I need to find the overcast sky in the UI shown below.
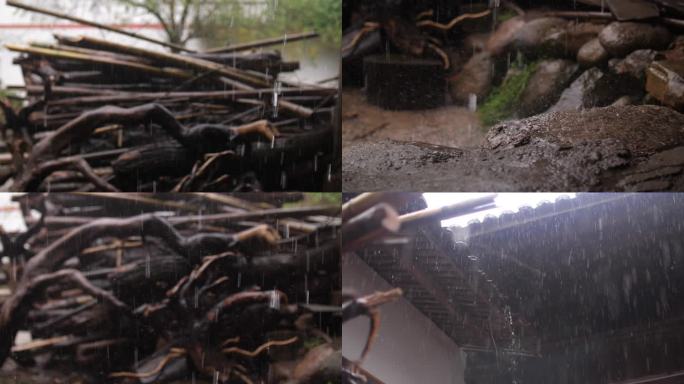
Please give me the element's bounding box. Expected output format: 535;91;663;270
0;193;26;233
423;193;577;227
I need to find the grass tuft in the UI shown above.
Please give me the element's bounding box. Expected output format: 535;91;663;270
0;89;22;125
478;60;538;127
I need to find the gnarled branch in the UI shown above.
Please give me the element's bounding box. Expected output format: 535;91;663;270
11;103;278;191
0;214;277;365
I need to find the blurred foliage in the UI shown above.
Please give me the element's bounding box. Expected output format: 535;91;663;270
478;60;538;127
18;0;339;54
113;0;203;46
302;336;326;350
110;0;340;48
496;9;517;23
198;0;341;46
0;89;22;126
285;193;341;208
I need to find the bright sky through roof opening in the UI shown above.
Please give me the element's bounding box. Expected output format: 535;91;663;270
0;193;26;235
423;193;577;227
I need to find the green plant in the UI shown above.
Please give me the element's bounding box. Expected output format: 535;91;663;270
0;89;22;125
114;0;203;48
302;336;326;350
496;9;517;23
200;0;341;46
111;0;341;49
284;193;341;208
478;60;538;127
266;0;341;44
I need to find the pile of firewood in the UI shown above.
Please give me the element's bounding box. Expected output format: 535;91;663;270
0;193;341;383
0;1;339;192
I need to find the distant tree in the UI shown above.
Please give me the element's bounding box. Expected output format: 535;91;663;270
94;0;339;49
263;0;341;44
18;0;207;49
199;0;341;47
114;0;205;48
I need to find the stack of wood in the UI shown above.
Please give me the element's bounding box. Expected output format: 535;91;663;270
0;193;341;383
0;1;339;192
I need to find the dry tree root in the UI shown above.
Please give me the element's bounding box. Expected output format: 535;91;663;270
427;42;451;69
109;348;187;379
0;213;276;365
343;8;494;71
28;155;119;192
415;9;435;21
10;104;280;191
222;336;299;357
342;288;403;363
341;288;402;384
173;150;237;192
416;9;493;31
0;194;341;383
342;22;381;53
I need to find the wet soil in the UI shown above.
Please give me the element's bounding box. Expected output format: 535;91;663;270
343;105;684;191
342;88;485;149
485;105;684;155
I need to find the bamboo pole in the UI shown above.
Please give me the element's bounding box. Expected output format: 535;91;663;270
170;205;340;225
544;11;614;19
29;41;155;65
77;193;202;212
664;17;684;28
54;35;271;87
6;0;194;53
40;88;334;107
5;44;191;80
342;192;421;222
52;35;316;117
24;85;335;98
399;195;497;226
32;206;341;228
205;31;319;54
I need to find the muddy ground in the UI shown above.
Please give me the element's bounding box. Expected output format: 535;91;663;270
342;89;485;149
343;105;684;191
342;0;684;192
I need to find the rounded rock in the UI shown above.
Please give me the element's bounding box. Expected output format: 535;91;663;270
513;17;569;54
609;49;657;82
598;22;672;57
449;52;495;104
543;22;606;58
519;59;580;117
577;38;610;68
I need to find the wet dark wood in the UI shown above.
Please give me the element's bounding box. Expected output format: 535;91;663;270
0;194;341;383
1;12;339;192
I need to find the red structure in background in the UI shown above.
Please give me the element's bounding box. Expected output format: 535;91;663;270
0;23;163;29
